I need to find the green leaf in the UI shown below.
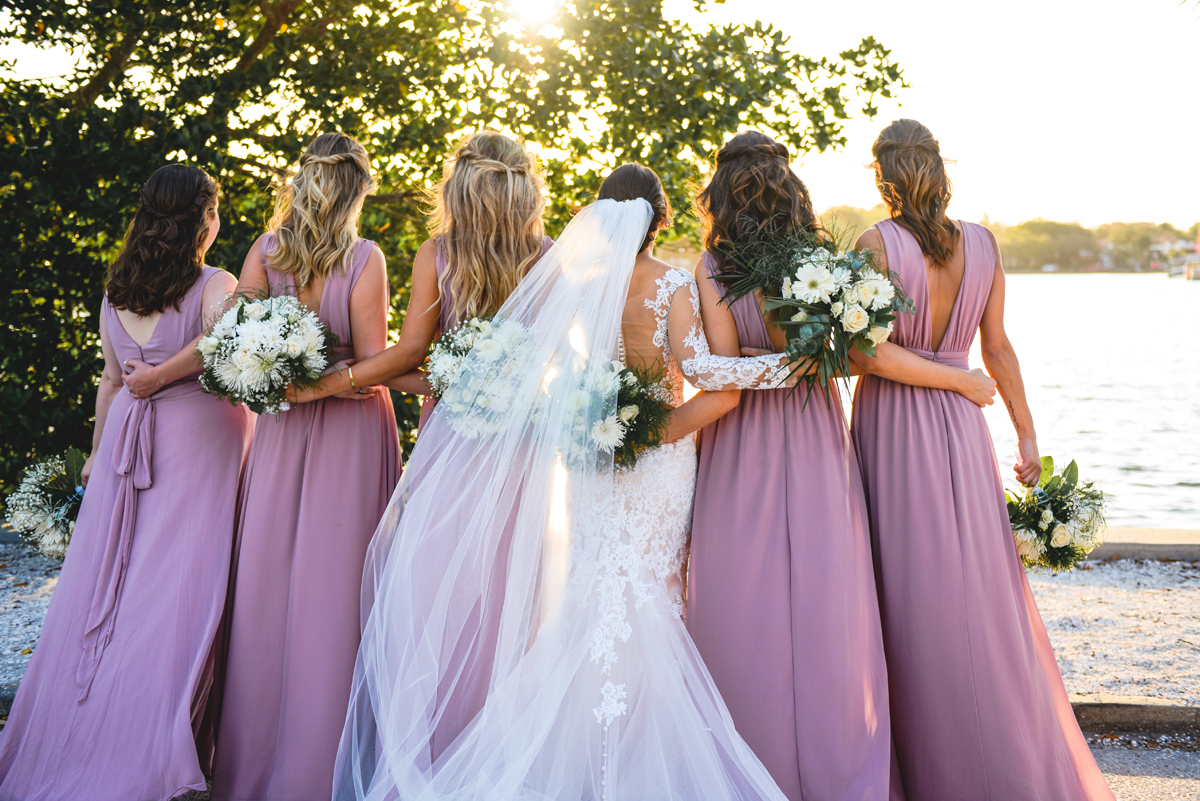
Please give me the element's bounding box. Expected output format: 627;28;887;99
1061;459;1079;492
63;447;86;487
1038;455;1055;487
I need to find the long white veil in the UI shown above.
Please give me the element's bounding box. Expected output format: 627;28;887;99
334;198;785;801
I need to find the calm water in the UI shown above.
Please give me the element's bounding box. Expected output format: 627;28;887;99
972;274;1200;529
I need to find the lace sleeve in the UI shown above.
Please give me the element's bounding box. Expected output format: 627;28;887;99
666;271;789;391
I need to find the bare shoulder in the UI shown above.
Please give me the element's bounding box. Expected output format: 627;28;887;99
204;265;238;292
855;225;889;275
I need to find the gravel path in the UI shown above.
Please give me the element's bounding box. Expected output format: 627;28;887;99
0;542;59;689
1090;740;1200;801
1029;559;1200;704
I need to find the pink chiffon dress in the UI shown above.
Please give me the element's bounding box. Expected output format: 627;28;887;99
212;237;402;801
851;219;1113;800
687;253;894;801
0;267;254;801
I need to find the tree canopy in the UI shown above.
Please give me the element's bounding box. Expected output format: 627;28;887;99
0;0;904;491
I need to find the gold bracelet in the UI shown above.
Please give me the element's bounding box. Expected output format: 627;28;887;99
347;365;359;391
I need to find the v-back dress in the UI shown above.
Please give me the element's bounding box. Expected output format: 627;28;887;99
0;267;254;801
213;236;402;801
851;220;1113;800
688;252;893;801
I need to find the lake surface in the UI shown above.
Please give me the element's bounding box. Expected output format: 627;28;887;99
971;273;1199;529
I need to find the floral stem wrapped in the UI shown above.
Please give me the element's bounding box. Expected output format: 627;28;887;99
1008;456;1107;571
197;292;337;415
5;448;87;559
713;220;914;407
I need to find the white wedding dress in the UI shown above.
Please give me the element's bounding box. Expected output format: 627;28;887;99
334;200;790;801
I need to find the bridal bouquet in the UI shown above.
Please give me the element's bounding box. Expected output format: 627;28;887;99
713;223;914;406
197;294;335;415
563;359;673;471
434;316;539;438
1008;456;1106;572
5;448;87;559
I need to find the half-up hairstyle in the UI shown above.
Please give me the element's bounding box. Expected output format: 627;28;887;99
597;163;673;252
871;119;959;267
697;131;820;270
429;131;547;322
268;132;377;286
107;164;219;315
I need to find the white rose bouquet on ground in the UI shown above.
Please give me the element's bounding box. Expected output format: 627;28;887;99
1007;456;1107;571
5;448;87;560
197;293;336;415
434;316;538;439
560;359;674;471
712;220;914;407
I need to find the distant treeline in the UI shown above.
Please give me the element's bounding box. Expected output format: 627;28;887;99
821;205;1200;272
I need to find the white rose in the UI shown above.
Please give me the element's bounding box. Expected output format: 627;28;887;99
198;336;220;356
1049;524;1071;548
231;347;256;373
781;277;793;299
867;325;891;346
243;301;267;321
284;336;305;358
476;338;504;361
623;372;639;387
618;404;639;424
830;301;844;317
841;304;869;334
791;310;808;322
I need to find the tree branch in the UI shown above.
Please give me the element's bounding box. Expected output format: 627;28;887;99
72;22;145;109
236;0;306;74
368;192;421;206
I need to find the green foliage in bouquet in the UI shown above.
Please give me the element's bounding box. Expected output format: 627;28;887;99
5;447;87;559
1007;456;1107;572
713;219;914;408
613;363;674;471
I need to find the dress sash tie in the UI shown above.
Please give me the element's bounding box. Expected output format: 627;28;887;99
76;379;202;701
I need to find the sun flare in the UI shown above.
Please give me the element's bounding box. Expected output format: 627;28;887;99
509;0;558;25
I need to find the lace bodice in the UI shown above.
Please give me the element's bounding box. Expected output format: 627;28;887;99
638;267;789;403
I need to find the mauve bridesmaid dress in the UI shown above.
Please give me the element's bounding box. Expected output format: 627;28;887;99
687;253;894;801
851;220;1113;800
213;237;402;801
0;268;254;801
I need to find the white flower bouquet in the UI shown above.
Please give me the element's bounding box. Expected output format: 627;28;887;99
5;447;87;560
434;316;539;439
561;359;673;471
713;222;914;406
1007;456;1106;571
197;294;336;415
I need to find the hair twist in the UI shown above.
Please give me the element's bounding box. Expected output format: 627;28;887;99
870;119;959;267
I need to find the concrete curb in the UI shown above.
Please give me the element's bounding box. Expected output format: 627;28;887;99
1086;527;1200;562
1071;694;1200;735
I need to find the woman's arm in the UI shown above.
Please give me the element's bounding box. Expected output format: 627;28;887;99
663;390;742;442
978;230;1041;485
123;268;238;398
82;312;127;486
294;238;442;401
385;370;431;395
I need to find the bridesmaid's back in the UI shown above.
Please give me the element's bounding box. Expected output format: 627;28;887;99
104;268;218;370
874;219;995;366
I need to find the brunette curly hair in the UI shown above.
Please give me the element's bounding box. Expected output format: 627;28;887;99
597;163;673;252
697;131;820;269
871;119;959;267
106;164;219;315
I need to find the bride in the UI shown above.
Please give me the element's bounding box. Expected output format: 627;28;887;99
335;165;794;800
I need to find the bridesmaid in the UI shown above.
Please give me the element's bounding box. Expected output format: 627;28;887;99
687;132;1000;801
850;119;1113;800
300;130;551;424
211;133;402;801
0;165;253;801
296;130;549;759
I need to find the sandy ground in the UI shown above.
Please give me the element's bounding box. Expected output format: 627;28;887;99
0;543;59;688
1029;559;1200;705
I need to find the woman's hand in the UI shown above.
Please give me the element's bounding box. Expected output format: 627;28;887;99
1015;438;1041;486
740;347;772;357
334;385;381;401
957;368;998;408
123;359;163;399
81;453;96;488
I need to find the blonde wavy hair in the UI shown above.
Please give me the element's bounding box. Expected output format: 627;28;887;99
268;132;377;286
871;119;959;267
429;131;546;322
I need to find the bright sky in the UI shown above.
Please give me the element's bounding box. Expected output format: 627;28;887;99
6;1;1198;227
663;0;1200;228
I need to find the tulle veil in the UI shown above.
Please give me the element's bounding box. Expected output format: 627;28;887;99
333;198;785;801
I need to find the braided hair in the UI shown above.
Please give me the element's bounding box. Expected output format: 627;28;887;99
697;131;820;270
106;164;219;315
428;131;547;323
871;119;959;267
267;132;377;287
